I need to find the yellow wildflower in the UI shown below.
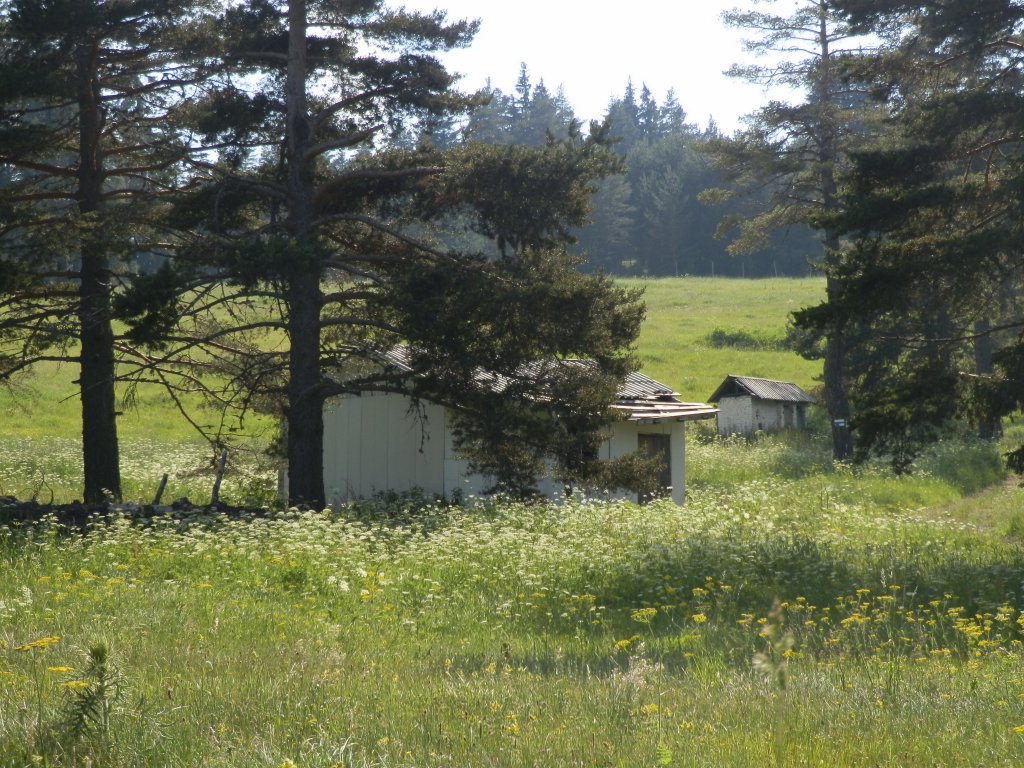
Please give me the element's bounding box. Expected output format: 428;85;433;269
631;607;657;624
14;636;60;652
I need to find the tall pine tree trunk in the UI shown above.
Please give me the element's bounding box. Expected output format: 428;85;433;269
817;8;853;463
823;275;853;462
286;270;325;505
77;42;121;502
974;318;1002;439
284;0;326;506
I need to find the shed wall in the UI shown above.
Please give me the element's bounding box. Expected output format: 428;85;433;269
323;392;448;501
716;395;755;435
324;393;687;505
604;419;685;505
717;396;805;435
756;401;786;432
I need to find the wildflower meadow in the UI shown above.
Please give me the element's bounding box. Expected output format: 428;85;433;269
4;430;1024;767
4;278;1024;766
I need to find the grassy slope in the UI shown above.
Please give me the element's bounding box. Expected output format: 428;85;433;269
1;277;826;436
0;365;275;503
623;276;825;401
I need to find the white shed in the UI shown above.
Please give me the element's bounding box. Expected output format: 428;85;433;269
323;367;716;506
708;375;816;436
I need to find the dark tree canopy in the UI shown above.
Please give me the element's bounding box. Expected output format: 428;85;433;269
795;0;1024;468
455;70;818;279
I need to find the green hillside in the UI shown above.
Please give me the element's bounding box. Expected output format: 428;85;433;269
623;277;825;401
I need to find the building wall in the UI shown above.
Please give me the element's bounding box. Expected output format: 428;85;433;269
716;396;809;435
323;391;449;502
716;395;755;435
323;393;687;506
757;401;786;432
603;419;685;505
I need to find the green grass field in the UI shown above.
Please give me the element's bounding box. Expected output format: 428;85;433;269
6;277;1024;766
622;277;825;401
2;436;1022;766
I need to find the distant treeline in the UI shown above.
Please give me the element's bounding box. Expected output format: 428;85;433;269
416;66;819;278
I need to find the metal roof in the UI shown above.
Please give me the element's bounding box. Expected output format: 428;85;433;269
613;369;715;423
612;399;719;423
375;347;717;423
708;375;816;404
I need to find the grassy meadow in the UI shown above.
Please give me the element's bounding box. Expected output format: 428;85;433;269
621;276;825;402
5;277;1024;766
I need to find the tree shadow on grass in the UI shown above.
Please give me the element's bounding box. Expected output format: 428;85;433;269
500;530;1024;671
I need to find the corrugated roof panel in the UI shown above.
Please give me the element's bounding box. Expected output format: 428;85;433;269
613;401;718;423
380;345;413;372
708;375;815;404
617;371;678;399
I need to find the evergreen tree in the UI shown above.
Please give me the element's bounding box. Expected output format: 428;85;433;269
637;84;661;141
573;173;636;273
0;0;217;502
513;78;575;146
130;4;641;505
702;0;883;461
796;0;1024;467
659;89;690;135
605;79;641;156
513;61;532;121
463;79;514;143
632;133;720;275
463;66;576;148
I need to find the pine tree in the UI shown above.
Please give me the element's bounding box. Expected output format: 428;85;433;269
464;80;514;143
633;134;721;276
659;89;690;135
605;79;641;156
513;61;532;120
703;0;884;461
636;84;657;141
0;0;218;502
130;3;641;505
574;174;636;272
798;0;1024;466
514;79;575;146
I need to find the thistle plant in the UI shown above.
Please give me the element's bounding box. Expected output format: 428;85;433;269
61;642;122;745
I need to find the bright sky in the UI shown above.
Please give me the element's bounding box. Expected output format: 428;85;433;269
397;1;799;134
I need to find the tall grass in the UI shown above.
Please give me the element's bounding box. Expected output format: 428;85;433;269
0;436;277;507
2;428;1022;767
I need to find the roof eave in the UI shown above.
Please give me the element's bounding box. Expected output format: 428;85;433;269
614;403;719;423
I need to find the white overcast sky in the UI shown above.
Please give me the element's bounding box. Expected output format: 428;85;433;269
397;1;801;133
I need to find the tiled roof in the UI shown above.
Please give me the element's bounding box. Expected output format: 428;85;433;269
708;375;816;404
376;347;717;423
